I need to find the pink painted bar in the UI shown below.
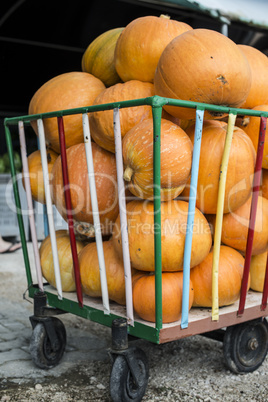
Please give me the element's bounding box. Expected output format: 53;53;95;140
238;116;267;315
261;247;268;310
57;116;83;308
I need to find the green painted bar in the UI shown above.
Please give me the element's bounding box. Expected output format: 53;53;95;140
152;103;163;331
28;286;160;343
4;124;33;287
5;96;268;127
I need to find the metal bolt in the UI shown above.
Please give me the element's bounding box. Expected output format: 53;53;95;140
248;338;258;350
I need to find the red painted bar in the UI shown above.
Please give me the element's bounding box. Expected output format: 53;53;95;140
238;116;267;315
57;117;83;308
261;250;268;310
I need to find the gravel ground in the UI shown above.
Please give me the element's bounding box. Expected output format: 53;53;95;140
0;244;268;401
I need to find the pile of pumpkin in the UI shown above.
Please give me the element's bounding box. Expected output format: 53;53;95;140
25;15;268;324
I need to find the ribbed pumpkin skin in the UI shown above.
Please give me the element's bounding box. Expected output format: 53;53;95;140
250;252;267;292
181;125;256;214
133;271;194;323
123;118;193;200
154;29;251;120
28;72;106;153
238;45;268;109
23;148;58;204
114;15;192;83
261;169;268;199
52;142;118;235
40;230;85;292
239;105;268;169
215;196;268;255
82;28;124;87
78;240;126;305
112;200;212;271
90;80;154;153
190;246;248;307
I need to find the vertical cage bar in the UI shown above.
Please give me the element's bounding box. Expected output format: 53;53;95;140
57;117;83;307
113;108;134;325
37;118;62;300
152;105;163;330
4;123;33;287
238;116;267;315
181;108;204;329
18;121;44;291
82;113;110;315
212;112;236;321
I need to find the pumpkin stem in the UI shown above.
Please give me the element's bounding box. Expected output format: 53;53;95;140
241;116;250;128
123;166;134;182
160;14;170;19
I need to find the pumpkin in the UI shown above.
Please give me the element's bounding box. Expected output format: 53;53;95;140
82;27;124;87
133;271;194;323
22;148;58;204
114;14;192;83
238;45;268;109
40;230;85;292
250;252;267;292
185;119;227;137
123;118;193;200
52;142;118;237
238;105;268;169
78;239;129;305
112;199;212;271
190;245;249;307
154;29;252;120
261;169;268;199
28;72;106;153
181;124;256;214
89;80;154;153
209;195;268;255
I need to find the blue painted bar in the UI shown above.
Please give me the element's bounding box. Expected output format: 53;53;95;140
181;108;204;329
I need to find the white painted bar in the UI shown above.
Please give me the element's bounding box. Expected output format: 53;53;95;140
113;108;134;326
37;119;62;299
18;121;44;291
82;113;110;315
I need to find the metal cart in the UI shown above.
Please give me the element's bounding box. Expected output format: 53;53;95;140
4;96;268;401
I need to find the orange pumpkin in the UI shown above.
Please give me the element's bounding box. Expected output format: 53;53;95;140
29;72;106;153
154;29;251;120
133;271;194;323
238;45;268;109
211;195;268;255
185;119;227;137
78;239;128;305
52;142;118;237
123;118;193;200
238;105;268;169
261;169;268;200
23;148;58;204
181;124;256;214
89;80;154;153
114;15;192;83
82;27;124;87
40;230;85;292
190;245;248;307
250;252;267;292
112;200;212;272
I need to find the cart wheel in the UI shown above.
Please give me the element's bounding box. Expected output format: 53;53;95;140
30;317;66;369
223;318;268;374
110;347;149;402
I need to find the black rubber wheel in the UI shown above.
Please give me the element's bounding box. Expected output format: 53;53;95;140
110;347;149;402
30;317;66;369
223;318;268;374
